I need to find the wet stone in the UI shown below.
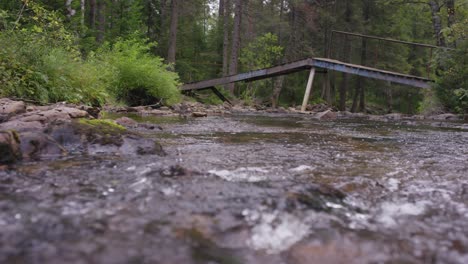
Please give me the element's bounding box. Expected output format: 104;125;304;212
0;112;467;263
0;99;26;116
192;112;208;118
0;131;22;164
430;113;461;120
160;165;198;177
313;110;338;120
115;117;139;128
284;184;346;212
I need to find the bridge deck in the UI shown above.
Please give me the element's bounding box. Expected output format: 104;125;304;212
181;57;433;91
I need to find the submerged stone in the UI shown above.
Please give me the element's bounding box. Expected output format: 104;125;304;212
0;130;22;164
19;131;67;160
285;184;346;212
313;110;337;120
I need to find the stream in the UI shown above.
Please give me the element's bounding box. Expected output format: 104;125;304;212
1;113;467;263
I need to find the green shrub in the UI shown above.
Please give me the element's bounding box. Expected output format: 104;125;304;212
98;38;181;106
418;89;445;115
0;32;111;105
0;2;180;107
435;20;468;114
435;41;468;114
0;2;110;106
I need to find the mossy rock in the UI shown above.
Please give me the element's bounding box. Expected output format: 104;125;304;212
78;119;126;133
67;118;165;156
75;119;127;146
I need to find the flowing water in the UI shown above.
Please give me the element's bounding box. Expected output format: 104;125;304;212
1;113;467;263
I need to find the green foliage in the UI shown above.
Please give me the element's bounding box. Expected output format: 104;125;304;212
98;38;181;106
0;2;180;107
238;33;283;104
240;33;284;70
0;3;110;106
435;20;468;114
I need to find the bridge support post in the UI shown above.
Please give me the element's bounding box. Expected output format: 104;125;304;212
301;67;316;112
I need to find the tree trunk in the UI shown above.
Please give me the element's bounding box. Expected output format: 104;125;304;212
271;76;285;108
89;0;97;29
287;1;299;61
447;0;455;27
65;0;76;19
339;65;350;111
218;0;225;41
352;0;370;112
160;0;167;34
447;0;456;47
339;0;352;111
351;38;365;113
407;92;413;114
167;0;179;64
222;0;230;77
351;80;360;113
146;0;155;39
386;87;393;113
428;0;445;47
80;0;85;31
271;0;285;108
227;0;242;94
321;26;330;102
96;0;106;43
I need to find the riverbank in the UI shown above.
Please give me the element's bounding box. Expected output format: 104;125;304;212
0;102;467;263
1;98;466;167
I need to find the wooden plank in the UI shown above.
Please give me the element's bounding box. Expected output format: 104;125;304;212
301;68;316;112
181;59;312;91
180;57;433;92
311;58;433;88
210;87;232;105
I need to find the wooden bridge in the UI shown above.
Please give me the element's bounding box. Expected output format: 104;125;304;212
181;57;434;111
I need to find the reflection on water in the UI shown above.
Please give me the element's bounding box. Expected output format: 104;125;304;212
1;113;467;263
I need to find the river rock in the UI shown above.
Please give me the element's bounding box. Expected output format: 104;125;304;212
0;120;45;132
313;110;337;120
288;239;367;264
115;117;139;128
9;107;88;124
192;112;208;117
0;99;26;116
160;165;198;177
407;115;425;120
0;114;8;123
47;120;165;157
429;113;461;121
80;106;101;119
120;136;166;156
19;131;67;160
285;184;346;212
0;131;22;164
384;113;404;120
147;109;175;116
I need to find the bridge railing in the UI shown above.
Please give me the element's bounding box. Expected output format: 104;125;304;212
327;30;451;79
